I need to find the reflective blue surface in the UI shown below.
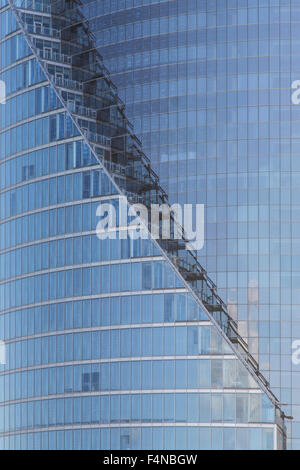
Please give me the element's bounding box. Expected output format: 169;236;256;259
0;0;287;449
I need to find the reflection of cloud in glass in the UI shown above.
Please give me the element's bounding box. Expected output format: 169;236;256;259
247;281;259;358
0;80;6;105
0;340;5;364
249;337;259;361
260;357;270;372
248;279;259;304
248;305;259;322
227;288;237;321
239;320;248;340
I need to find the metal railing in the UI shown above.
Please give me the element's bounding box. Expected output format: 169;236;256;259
53;74;82;91
82;129;110;148
25;22;60;38
37;48;71;64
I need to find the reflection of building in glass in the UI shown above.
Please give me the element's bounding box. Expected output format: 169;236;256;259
84;1;300;449
0;0;290;449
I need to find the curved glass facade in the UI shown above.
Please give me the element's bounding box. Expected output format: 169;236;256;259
0;0;286;449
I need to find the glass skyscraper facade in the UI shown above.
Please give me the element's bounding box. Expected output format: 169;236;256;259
0;0;293;450
80;0;300;448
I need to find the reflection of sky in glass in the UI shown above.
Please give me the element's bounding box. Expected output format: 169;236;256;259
0;0;291;449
